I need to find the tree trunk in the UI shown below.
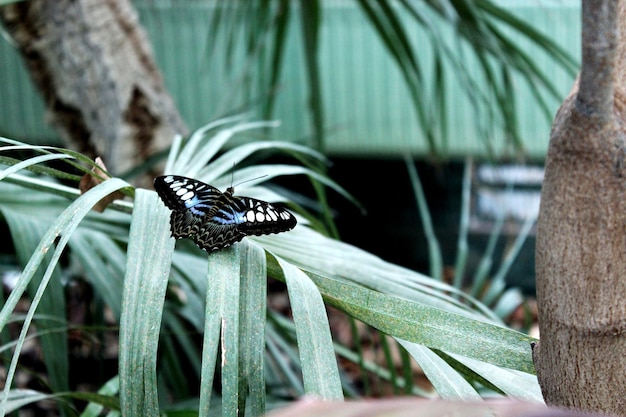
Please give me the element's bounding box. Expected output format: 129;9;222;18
534;0;626;414
0;0;187;181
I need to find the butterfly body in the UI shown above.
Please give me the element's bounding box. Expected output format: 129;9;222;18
154;175;296;252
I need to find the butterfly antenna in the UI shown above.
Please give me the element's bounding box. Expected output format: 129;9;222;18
234;175;268;189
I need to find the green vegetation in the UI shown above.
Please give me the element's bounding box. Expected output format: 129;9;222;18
0;121;539;416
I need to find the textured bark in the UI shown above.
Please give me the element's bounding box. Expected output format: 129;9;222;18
0;0;187;180
534;0;626;414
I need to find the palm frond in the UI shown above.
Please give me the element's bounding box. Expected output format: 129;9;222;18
0;121;542;415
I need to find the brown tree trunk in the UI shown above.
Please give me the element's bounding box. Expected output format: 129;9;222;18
0;0;187;181
534;0;626;414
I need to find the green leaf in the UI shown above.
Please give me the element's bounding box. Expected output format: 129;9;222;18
218;246;242;417
446;352;542;401
0;153;75;181
405;156;442;281
3;390;58;414
258;226;499;321
0;138;116;181
198;245;240;417
238;241;268;416
298;0;324;152
307;272;535;373
397;342;480;400
70;229;126;320
0;178;129;415
171;120;279;177
275;255;343;400
2;208;69;397
119;190;175;417
200;140;327;181
80;376;121;416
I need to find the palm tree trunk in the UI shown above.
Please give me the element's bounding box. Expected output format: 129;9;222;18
534;1;626;414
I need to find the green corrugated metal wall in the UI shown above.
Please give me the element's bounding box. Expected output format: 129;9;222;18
0;1;580;159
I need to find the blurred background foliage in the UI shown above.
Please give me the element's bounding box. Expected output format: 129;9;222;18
0;0;578;416
0;0;578;158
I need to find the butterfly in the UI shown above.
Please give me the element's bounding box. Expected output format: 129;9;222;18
154;175;297;252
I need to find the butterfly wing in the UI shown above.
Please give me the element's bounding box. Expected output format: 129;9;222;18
154;175;296;252
154;175;245;250
233;196;297;236
154;175;223;215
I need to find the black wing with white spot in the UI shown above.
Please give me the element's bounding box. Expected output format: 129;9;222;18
154;175;297;252
233;196;298;236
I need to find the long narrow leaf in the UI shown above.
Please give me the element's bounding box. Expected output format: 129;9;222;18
292;269;535;373
483;210;537;306
447;352;543;401
275;255;343;400
80;376;121;417
169;115;248;174
199;140;327;181
258;226;500;322
453;158;472;290
3;208;69;402
70;229;126;320
298;0;324;152
405;156;442;281
119;190;175;417
397;341;481;400
0;153;75;181
238;241;267;417
198;246;240;417
220;246;242;417
4;390;59;415
174;121;279;177
0;178;129;417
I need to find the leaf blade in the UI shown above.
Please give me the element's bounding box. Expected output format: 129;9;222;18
276;255;343;400
119;189;175;417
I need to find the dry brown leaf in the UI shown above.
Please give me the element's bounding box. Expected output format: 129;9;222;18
79;157;125;212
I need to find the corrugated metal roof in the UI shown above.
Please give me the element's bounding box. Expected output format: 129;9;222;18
0;1;580;159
